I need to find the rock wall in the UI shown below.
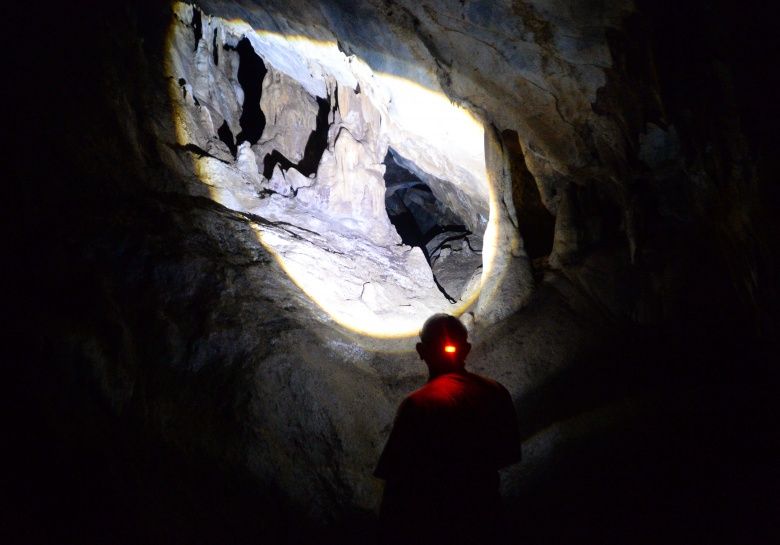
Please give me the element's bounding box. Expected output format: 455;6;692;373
166;1;498;336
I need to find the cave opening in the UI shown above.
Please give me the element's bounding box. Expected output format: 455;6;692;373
501;129;555;260
297;95;332;176
217;120;237;158
191;7;202;51
234;37;267;145
212;29;218;65
383;149;482;303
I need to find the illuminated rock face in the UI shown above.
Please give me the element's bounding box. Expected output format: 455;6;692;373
166;2;492;335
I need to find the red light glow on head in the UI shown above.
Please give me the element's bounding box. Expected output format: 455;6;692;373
444;345;457;354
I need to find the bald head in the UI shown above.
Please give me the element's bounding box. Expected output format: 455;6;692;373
420;314;468;345
417;314;471;377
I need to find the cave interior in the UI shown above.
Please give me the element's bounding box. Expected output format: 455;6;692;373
383;148;480;302
6;1;779;544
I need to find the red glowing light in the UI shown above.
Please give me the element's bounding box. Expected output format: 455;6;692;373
444;345;457;354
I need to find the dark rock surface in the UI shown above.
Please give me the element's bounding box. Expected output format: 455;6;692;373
7;1;778;544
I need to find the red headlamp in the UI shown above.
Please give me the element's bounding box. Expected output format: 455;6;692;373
443;344;457;354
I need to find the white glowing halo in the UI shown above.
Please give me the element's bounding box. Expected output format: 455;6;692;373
165;4;499;338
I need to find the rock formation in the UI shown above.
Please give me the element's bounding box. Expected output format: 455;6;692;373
166;1;497;335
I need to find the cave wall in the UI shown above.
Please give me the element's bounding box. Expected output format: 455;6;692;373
7;1;778;544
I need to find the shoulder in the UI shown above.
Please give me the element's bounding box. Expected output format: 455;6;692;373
464;371;509;393
396;391;429;417
461;372;515;409
405;376;461;408
405;383;439;407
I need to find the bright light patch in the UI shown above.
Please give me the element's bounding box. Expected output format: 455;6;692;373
376;73;487;196
165;3;498;338
444;345;457;354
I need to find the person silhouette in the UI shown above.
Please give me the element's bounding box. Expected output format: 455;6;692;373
375;314;522;545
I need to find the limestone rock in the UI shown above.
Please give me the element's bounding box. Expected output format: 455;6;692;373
267;164;293;197
236;141;262;186
166;4;498;335
255;68;319;164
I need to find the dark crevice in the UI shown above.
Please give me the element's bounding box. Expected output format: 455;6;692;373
258;187;299;200
212;29;218;65
433;277;458;304
502;129;555;259
168;142;230;164
297;95;331;176
389;209;425;248
177;78;188;101
177;78;198;105
217;121;237;158
262;150;296;179
234;38;267;145
191;8;202;51
336;39;354;57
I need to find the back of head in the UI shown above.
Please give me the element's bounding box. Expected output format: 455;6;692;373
418;314;470;374
420;314;468;346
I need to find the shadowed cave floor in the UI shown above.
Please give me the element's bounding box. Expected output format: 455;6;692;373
7;277;774;545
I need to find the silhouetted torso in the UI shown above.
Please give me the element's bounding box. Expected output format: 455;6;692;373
375;370;521;545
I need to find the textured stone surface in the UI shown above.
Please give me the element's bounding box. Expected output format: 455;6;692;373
166;2;496;335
